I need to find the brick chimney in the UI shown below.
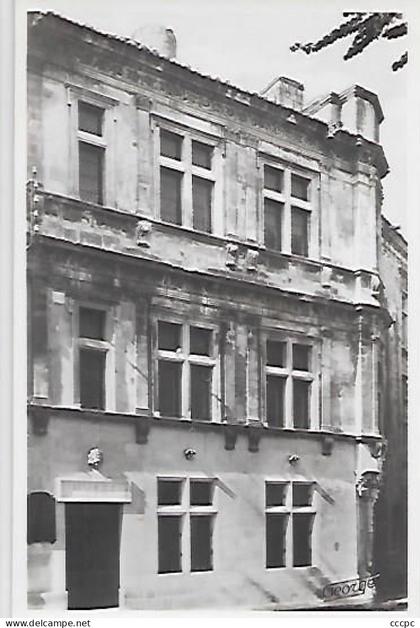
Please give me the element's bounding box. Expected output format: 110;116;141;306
132;24;177;59
260;76;304;111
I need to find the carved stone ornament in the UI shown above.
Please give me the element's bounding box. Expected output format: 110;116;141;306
87;447;103;469
321;266;333;288
225;243;239;268
321;435;334;456
224;424;238;451
135;420;151;445
327;120;343;138
246;249;259;272
248;424;263;453
136;219;152;247
30;406;49;436
356;471;381;500
370;274;383;300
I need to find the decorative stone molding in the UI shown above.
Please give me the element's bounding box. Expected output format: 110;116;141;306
56;473;132;503
27;167;44;236
223;424;238;451
225;243;261;272
225;243;239;268
321;266;333;289
135;94;153;111
136;219;152;247
30;406;49;436
247;426;262;453
87;447;103;469
135;419;151;444
81;210;96;227
356;470;381;500
370;274;383;300
184;447;197;460
321;435;334;456
367;440;385;459
327;120;343;138
246;248;259;272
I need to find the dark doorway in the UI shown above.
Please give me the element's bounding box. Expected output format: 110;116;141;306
65;503;121;610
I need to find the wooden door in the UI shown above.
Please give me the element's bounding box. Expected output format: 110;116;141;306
65;503;121;610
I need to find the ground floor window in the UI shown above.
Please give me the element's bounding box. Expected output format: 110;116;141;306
157;477;216;574
265;481;315;568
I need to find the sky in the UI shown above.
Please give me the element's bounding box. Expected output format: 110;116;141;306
24;0;409;234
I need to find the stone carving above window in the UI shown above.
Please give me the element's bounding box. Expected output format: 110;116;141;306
136;219;152;247
225;242;261;272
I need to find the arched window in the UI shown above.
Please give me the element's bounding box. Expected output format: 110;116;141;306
27;492;56;544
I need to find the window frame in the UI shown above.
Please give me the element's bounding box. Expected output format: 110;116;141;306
74;303;115;411
157;476;217;574
261;159;317;259
65;85;119;207
153;316;220;422
263;331;319;430
76;99;107;205
154;121;223;235
265;480;316;570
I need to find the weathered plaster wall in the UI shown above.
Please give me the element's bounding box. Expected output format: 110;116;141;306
28;253;380;437
27;43;383;273
373;222;407;598
28;414;359;609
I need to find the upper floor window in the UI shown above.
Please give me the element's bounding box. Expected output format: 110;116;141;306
265;335;317;429
78;102;106;205
158;127;217;234
263;164;313;258
78;306;109;410
155;319;219;421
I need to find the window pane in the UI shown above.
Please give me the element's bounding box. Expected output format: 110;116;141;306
158;479;182;506
160;129;182;160
266;376;285;427
292;483;313;507
266;483;287;507
79;348;105;410
291;173;310;201
293;379;311;429
27;492;56;544
192;141;213;169
291;207;309;256
158;516;182;573
191;515;213;572
79;307;106;340
266;513;288;568
192;176;212;233
293;513;314;566
264;166;283;193
158;321;181;351
266;340;286;367
78;102;103;136
79;142;104;205
190;480;213;506
158;361;182;417
190;327;212;356
264;199;283;251
160;167;182;224
190;364;212;420
292;344;311;371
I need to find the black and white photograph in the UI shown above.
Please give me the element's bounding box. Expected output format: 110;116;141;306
1;0;418;620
